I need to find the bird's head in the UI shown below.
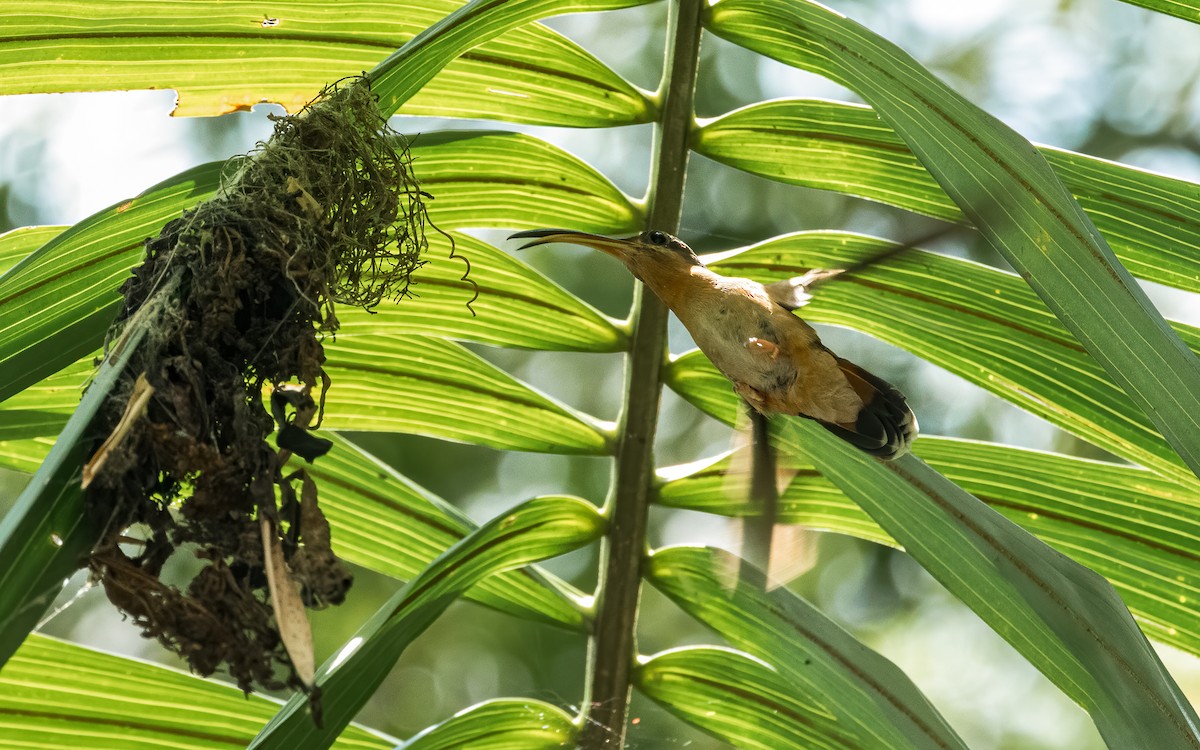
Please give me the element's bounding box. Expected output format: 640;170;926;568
509;229;702;290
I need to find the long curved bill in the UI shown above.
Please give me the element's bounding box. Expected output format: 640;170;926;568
508;228;635;260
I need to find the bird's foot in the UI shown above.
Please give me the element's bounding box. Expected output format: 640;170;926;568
745;337;781;360
733;381;770;413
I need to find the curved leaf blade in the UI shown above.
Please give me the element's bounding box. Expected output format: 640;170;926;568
636;646;857;750
408;131;641;231
397;699;577;750
0;358;92;441
314;433;587;630
0;1;652;125
773;418;1200;749
657;428;1200;657
248;495;604;750
1118;1;1200;23
337;232;625;352
919;439;1200;658
709;0;1200;480
0;226;63;275
323;334;613;454
0;635;392;750
647;546;967;750
0;438;53;474
0;164;221;405
366;0;654;119
695;99;1200;293
3;327;619;455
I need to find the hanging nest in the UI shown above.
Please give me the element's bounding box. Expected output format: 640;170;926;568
82;77;433;709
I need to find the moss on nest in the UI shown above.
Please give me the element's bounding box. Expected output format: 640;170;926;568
84;77;430;702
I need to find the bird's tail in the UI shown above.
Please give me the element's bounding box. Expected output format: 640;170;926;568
818;358;917;460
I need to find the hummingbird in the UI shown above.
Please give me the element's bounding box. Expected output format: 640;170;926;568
509;229;917;460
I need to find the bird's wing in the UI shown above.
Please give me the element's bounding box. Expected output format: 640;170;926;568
786;342;863;424
763;269;844;311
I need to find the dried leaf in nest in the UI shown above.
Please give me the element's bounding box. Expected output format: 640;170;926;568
261;516;315;687
82;372;154;489
83;76;422;702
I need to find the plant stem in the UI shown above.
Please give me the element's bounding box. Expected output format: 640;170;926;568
739;408;779;588
579;1;704;746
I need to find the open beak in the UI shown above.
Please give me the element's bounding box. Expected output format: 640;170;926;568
508;228;635;260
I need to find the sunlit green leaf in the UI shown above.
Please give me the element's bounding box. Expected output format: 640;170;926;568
709;0;1200;480
0;357;91;441
314;433;587;630
657;429;1200;657
337;233;625;352
2;330;617;454
407;131;640;231
636;646;857;750
369;0;655;121
0;635;392;750
772;418;1198;748
0;437;53;475
647;546;966;750
0;229;625;440
323;334;613;454
0;226;62;275
695;99;1200;293
398;699;577;749
0;1;652;125
1118;1;1200;24
249;495;604;750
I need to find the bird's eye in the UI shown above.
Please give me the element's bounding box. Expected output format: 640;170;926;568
647;230;668;246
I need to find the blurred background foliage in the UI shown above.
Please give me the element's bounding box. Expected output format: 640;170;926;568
1;1;1199;748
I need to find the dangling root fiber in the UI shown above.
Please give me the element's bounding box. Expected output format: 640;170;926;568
83;77;430;703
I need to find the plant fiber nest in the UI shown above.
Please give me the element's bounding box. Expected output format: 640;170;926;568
84;78;429;701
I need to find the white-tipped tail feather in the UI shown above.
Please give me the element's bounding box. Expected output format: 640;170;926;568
815;358;917;460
